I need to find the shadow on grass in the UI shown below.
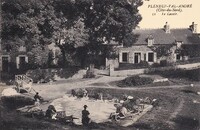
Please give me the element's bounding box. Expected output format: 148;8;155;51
1;96;35;110
90;82;107;86
172;116;199;130
181;90;197;95
132;123;151;129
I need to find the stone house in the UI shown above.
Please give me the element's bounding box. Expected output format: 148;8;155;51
0;42;62;73
0;44;28;72
108;22;200;68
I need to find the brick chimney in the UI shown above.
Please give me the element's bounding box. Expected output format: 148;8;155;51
164;22;170;33
190;22;198;33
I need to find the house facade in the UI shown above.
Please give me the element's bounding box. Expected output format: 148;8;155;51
0;42;61;73
112;22;200;68
0;44;29;72
119;45;156;64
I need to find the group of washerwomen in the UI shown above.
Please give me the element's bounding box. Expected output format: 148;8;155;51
34;92;56;119
33;92;91;126
110;95;138;121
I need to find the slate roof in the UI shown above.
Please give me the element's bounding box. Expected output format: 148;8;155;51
119;45;153;52
133;28;200;45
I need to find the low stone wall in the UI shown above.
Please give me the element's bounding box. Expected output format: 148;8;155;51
106;58;119;69
109;62;200;77
94;69;110;76
110;68;146;77
177;62;200;70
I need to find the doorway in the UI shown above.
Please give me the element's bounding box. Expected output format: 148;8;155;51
122;52;128;62
2;56;9;72
134;53;141;63
19;56;26;70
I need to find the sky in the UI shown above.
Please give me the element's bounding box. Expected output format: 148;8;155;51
138;0;200;32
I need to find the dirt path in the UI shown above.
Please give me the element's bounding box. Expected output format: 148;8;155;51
31;76;125;100
169;99;185;119
30;74;193;100
87;84;190;90
166;99;185;128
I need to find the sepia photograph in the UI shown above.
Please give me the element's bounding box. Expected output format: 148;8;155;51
0;0;200;130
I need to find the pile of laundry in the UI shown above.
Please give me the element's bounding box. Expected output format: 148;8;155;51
1;88;20;96
109;95;157;126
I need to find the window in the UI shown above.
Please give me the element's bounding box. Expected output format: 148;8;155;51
2;56;10;72
148;52;154;62
5;44;12;52
147;35;154;46
19;56;26;65
148;39;154;46
16;55;28;69
134;53;141;64
176;54;181;60
122;52;128;62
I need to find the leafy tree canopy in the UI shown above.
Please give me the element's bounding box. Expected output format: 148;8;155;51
1;0;143;67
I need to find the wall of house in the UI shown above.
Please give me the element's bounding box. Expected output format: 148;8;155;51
0;50;29;72
118;49;157;64
106;58;119;68
155;45;180;64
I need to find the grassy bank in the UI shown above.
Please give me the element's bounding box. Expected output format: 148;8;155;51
149;68;200;81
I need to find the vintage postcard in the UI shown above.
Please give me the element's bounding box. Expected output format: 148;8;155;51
0;0;200;130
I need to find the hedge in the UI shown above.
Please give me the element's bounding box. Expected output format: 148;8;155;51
118;75;153;87
149;68;200;81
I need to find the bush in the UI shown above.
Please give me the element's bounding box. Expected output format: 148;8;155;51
139;61;150;67
1;96;35;110
26;69;55;83
1;73;15;82
26;67;80;83
56;67;79;79
83;69;95;78
119;75;153;87
151;63;161;68
149;68;200;81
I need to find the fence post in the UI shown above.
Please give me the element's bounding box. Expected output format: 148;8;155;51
109;64;114;76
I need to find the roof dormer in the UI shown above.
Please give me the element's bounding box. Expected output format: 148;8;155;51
18;46;26;52
147;35;154;47
175;41;183;48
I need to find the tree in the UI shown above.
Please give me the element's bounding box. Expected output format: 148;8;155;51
54;18;89;67
81;0;142;43
1;0;61;54
75;0;143;65
1;0;143;68
28;45;49;67
2;0;88;67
